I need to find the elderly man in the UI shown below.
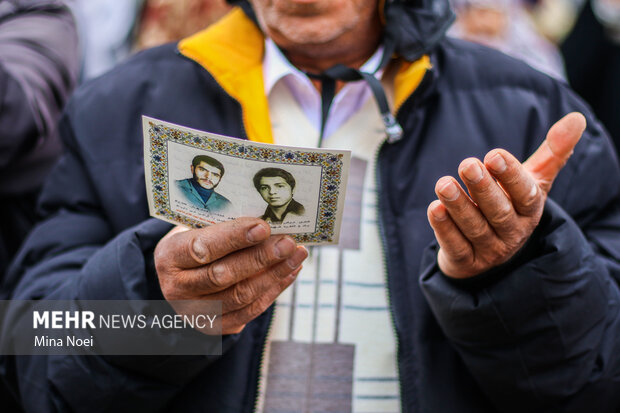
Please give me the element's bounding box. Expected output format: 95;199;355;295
2;0;620;412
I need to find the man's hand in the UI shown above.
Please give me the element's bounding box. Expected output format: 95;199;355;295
154;217;308;334
427;112;587;278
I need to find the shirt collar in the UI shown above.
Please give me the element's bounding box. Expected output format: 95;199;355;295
263;38;385;95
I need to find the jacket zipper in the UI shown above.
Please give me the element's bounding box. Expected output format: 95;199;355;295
374;140;405;411
376;65;434;412
253;308;276;413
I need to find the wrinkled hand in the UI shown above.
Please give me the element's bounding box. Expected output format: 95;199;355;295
427;112;587;278
154;218;308;334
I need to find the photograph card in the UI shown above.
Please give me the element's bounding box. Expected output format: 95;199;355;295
143;116;351;245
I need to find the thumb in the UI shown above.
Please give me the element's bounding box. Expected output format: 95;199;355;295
523;112;586;194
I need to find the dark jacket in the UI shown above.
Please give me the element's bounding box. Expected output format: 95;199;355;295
1;5;620;413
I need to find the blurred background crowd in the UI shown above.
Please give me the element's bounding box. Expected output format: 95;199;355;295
449;0;620;148
1;0;619;301
65;0;232;81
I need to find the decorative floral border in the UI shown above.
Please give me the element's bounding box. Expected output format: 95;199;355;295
147;121;346;243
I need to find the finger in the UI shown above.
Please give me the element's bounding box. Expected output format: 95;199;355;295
427;199;474;267
484;150;543;217
523;112;586;193
182;236;301;293
161;225;191;241
459;157;521;234
222;266;301;335
214;246;308;313
158;217;271;270
434;177;499;247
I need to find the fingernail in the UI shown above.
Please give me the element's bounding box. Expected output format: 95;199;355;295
430;203;447;221
488;153;507;174
192;239;206;261
211;263;225;279
439;180;459;201
275;237;296;259
287;247;308;269
462;161;483;184
247;223;268;242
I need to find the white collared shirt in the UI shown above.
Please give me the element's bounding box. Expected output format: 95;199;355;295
261;59;401;412
263;38;384;140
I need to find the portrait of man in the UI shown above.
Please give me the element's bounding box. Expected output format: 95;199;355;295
176;155;231;212
253;168;305;224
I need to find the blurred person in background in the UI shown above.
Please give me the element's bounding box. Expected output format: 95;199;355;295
449;0;567;79
135;0;232;51
0;0;78;410
67;0;231;81
527;0;582;44
0;0;79;279
66;0;144;81
561;0;620;155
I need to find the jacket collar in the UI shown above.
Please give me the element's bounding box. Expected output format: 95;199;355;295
178;7;433;143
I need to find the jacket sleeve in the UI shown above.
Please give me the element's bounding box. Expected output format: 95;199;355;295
0;113;237;413
419;82;620;412
0;0;79;169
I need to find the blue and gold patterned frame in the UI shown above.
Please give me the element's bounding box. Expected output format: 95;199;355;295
142;116;351;245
